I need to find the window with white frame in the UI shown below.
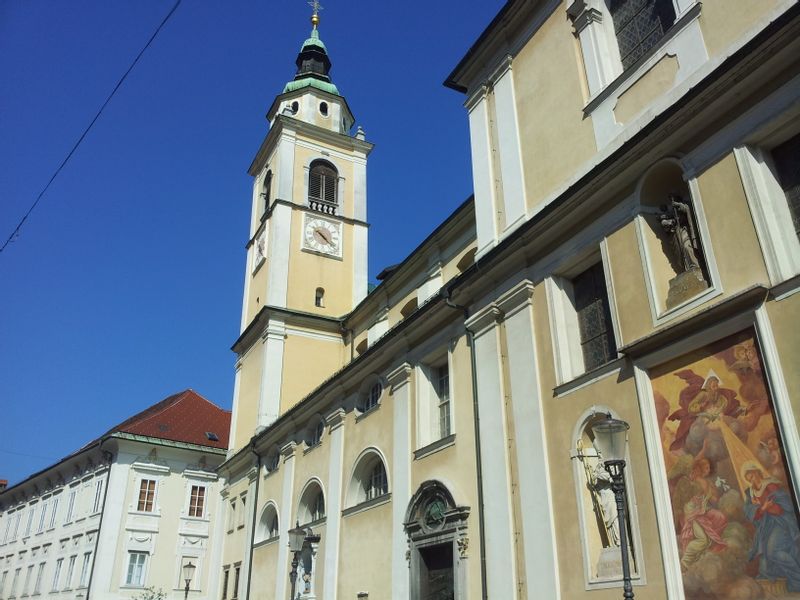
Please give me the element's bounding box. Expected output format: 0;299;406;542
0;570;7;598
10;568;19;599
188;485;206;518
79;552;92;588
308;159;338;213
358;380;382;414
365;461;388;501
48;498;59;530
221;568;230;600
237;495;247;529
567;0;684;97
232;565;241;600
264;447;280;474
36;502;47;533
298;483;325;525
305;418;325;448
609;0;676;70
137;479;156;512
2;515;11;544
63;555;76;590
346;451;390;508
92;480;104;513
547;256;619;383
51;560;62;592
261;169;273;215
11;512;20;540
125;552;147;587
255;504;280;543
33;563;45;595
22;565;33;596
417;350;454;449
436;364;451;439
227;499;236;533
736;131;800;285
65;489;77;523
23;509;34;537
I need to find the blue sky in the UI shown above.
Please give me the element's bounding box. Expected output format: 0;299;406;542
0;1;501;486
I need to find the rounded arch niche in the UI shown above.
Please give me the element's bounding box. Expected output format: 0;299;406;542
404;480;470;600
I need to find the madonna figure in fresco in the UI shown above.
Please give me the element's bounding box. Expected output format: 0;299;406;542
742;462;800;592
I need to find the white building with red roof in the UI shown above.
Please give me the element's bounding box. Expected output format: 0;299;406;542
0;389;230;600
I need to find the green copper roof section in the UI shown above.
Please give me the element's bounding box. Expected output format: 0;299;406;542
283;77;339;95
301;28;327;52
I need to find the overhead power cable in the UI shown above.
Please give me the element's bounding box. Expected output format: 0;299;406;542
0;0;183;255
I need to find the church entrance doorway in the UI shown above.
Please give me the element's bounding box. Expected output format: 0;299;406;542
404;481;469;600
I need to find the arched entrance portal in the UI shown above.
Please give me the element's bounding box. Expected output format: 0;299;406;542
404;481;470;600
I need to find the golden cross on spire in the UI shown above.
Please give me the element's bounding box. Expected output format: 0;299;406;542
308;0;323;28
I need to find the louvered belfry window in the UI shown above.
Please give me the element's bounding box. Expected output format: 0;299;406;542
308;160;338;213
608;0;676;70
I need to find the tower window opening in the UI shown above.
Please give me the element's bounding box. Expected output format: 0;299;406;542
319;102;328;116
308;160;338;214
261;170;272;214
291;101;299;114
315;288;325;307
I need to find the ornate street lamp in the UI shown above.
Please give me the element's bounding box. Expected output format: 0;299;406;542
288;521;308;600
182;560;196;600
592;415;634;600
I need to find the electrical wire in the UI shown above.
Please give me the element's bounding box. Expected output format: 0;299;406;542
0;0;183;255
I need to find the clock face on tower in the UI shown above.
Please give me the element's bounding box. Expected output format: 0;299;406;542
302;215;342;258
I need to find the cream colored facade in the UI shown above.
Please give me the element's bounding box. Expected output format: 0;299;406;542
220;2;800;599
0;405;228;600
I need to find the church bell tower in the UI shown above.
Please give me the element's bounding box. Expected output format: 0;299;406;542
228;5;373;451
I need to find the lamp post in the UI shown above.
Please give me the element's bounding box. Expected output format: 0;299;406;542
592;415;634;600
182;560;196;600
288;521;307;600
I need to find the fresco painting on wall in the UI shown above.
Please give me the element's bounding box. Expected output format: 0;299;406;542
650;329;800;599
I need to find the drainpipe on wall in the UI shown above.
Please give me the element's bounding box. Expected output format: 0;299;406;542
245;441;261;600
441;285;489;600
85;444;114;600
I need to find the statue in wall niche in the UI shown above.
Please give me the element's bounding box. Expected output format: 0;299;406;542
591;463;621;548
657;193;710;309
659;194;703;274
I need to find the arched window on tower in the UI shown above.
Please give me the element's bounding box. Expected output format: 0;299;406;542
261;170;272;215
308;160;338;215
315;287;325;308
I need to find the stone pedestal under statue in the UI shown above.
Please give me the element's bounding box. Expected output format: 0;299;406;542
666;268;708;309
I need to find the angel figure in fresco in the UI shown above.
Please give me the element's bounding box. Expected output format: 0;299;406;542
741;461;800;592
675;457;728;570
668;369;742;454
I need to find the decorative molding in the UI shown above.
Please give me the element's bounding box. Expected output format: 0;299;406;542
325;408;347;431
495;280;535;318
386;362;413;392
413;434;456;461
464;304;503;338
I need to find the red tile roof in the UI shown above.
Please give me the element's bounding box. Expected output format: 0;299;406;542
103;389;230;450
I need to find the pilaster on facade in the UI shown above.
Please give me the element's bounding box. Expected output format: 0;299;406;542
496;279;560;600
275;440;298;600
323;407;346;600
387;361;413;600
258;319;287;430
